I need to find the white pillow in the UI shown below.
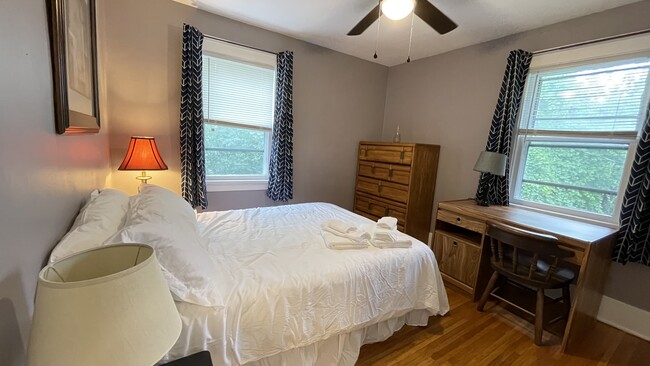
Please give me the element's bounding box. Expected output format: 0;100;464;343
130;184;198;233
110;184;222;306
106;223;223;307
50;188;130;262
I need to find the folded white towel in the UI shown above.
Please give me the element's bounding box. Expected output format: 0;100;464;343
322;219;357;235
322;226;371;243
371;227;412;249
372;240;412;249
322;231;369;250
373;229;400;243
377;217;398;231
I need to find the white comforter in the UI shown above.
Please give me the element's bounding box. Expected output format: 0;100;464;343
166;203;449;365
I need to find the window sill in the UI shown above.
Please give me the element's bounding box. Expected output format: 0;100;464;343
509;201;620;229
206;180;268;192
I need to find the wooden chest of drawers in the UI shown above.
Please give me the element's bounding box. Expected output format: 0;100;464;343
353;141;440;242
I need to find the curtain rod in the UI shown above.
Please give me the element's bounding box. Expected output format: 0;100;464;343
532;28;650;55
203;34;278;56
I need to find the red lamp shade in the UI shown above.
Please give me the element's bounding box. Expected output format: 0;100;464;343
118;136;168;171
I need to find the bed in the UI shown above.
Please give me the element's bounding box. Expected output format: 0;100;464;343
50;186;449;366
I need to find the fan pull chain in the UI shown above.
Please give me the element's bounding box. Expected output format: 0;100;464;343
406;10;415;63
374;0;381;59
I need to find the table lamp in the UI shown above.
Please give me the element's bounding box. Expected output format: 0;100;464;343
473;151;507;206
118;136;168;184
27;244;181;366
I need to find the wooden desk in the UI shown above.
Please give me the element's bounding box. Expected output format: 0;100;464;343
433;199;618;352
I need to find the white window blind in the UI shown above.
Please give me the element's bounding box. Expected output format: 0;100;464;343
202;38;276;130
522;59;650;134
201;38;277;189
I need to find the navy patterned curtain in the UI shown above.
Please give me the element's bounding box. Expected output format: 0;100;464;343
267;51;294;202
179;24;207;209
475;49;533;206
615;104;650;266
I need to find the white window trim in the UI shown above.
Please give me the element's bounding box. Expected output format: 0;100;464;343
509;134;639;225
509;38;650;225
508;202;621;229
202;37;277;192
206;179;268;192
204;120;272;185
530;33;650;71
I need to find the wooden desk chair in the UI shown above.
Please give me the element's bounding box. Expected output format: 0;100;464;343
477;221;575;346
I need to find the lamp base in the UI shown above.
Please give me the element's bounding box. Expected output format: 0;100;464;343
135;170;152;184
475;198;490;207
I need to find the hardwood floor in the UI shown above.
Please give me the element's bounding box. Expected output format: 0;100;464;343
356;285;650;365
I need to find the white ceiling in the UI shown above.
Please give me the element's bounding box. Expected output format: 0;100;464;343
176;0;643;67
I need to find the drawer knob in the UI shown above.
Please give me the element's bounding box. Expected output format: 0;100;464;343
456;217;461;222
453;241;458;246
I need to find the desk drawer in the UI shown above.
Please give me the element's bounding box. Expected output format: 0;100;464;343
433;231;480;287
437;209;486;234
559;245;585;266
358;161;411;185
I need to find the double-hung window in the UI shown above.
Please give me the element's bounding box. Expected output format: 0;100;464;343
202;38;277;191
510;35;650;224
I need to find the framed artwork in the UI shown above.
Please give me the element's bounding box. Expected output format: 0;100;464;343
46;0;100;134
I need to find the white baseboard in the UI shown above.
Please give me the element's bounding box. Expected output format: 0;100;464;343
596;295;650;342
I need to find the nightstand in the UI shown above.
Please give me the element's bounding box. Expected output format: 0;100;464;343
163;351;212;366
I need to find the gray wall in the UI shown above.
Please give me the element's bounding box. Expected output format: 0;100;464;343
382;1;650;310
0;0;111;364
103;0;388;211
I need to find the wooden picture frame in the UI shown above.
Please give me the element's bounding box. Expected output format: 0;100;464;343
46;0;100;134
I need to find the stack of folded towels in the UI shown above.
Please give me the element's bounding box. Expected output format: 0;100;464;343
371;217;412;249
321;220;371;249
320;216;412;250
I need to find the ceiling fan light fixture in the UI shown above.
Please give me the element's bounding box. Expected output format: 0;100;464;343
380;0;415;21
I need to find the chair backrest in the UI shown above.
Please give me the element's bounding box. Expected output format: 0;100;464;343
486;221;574;286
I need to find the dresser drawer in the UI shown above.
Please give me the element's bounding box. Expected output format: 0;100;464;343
433;232;481;287
356;177;409;204
437;209;486;234
359;144;413;165
358;161;411;185
355;194;406;226
354;209;405;232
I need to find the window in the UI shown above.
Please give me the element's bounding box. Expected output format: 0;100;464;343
202;38;277;191
511;46;650;224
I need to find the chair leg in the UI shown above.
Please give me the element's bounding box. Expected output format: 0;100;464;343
535;288;545;346
562;285;571;319
477;271;499;312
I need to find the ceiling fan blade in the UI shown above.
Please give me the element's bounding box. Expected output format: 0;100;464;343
414;1;457;35
347;4;380;36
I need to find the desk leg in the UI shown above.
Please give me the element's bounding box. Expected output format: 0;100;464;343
473;236;493;302
562;235;616;352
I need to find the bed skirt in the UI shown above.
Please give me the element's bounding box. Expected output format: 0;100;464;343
161;309;432;366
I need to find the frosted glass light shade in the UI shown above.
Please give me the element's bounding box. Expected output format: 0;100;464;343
473;151;507;176
27;244;181;366
381;0;415;20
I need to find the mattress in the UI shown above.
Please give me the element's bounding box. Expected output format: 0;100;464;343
162;202;449;365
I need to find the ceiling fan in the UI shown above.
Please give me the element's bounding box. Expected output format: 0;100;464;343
347;0;457;36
